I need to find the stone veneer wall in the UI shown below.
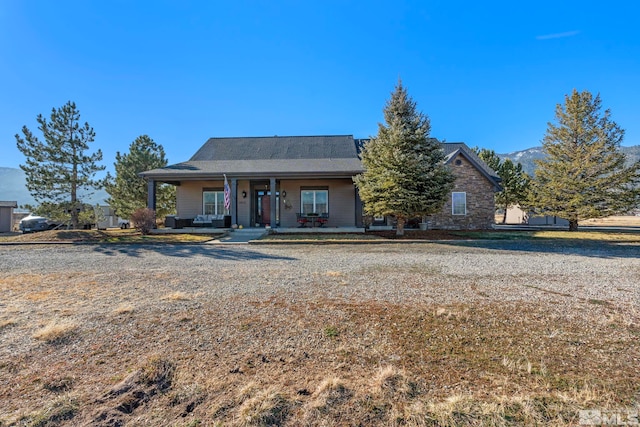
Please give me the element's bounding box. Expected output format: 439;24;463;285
426;154;497;230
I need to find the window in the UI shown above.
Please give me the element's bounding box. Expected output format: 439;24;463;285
452;192;466;215
301;189;328;214
203;191;227;215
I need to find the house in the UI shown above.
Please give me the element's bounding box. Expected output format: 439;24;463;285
140;135;501;230
0;201;18;232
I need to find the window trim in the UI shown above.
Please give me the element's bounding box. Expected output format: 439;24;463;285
202;189;227;215
452;192;467;216
300;189;329;214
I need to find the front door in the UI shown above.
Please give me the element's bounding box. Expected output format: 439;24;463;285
260;194;271;225
255;190;279;226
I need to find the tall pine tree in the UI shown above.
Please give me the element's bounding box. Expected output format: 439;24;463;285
15;101;104;229
531;89;640;230
354;81;455;236
104;135;176;220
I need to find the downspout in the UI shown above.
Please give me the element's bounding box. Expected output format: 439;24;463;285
270;177;277;228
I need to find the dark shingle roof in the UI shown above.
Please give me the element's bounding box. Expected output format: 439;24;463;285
141;135;363;179
0;201;18;208
190;135;359;161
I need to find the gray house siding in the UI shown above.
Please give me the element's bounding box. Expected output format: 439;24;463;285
176;181;214;219
176;178;356;228
236;180;251;227
279;179;356;228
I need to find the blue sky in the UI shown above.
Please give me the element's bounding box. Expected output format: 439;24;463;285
1;1;639;173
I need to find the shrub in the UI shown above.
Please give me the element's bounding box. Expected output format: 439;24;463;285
131;208;156;235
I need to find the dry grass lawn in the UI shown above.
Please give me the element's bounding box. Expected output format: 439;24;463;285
1;283;638;425
495;214;640;228
580;215;640;227
1;241;639;426
0;229;219;243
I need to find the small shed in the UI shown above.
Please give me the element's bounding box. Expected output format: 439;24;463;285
505;205;569;227
0;201;18;232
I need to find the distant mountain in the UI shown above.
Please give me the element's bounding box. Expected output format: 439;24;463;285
497;147;546;176
498;145;640;176
0;167;109;209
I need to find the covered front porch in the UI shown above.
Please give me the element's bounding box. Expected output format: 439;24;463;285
146;176;364;229
141;135;366;230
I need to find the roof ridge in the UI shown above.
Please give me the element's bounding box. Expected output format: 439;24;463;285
205;134;355;139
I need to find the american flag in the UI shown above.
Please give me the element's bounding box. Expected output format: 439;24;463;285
223;174;231;212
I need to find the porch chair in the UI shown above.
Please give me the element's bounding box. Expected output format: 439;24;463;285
296;213;308;227
317;212;329;227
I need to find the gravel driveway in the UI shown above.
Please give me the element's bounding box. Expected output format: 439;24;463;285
1;240;638;307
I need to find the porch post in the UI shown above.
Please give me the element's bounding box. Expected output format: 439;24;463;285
270;177;277;228
147;179;157;211
231;178;238;226
355;186;363;228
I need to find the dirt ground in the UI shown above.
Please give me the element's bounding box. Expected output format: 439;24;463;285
1;240;639;426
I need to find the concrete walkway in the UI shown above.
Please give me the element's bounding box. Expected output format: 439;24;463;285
206;226;367;244
208;228;269;244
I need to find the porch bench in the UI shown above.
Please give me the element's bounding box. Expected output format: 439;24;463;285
192;215;231;228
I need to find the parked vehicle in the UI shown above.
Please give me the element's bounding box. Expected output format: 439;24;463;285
18;214;62;233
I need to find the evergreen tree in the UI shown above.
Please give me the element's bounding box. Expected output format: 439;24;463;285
531;89;640;230
476;148;531;223
354;81;455;236
104;135;176;220
475;148;501;172
15;101;104;229
497;159;531;223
